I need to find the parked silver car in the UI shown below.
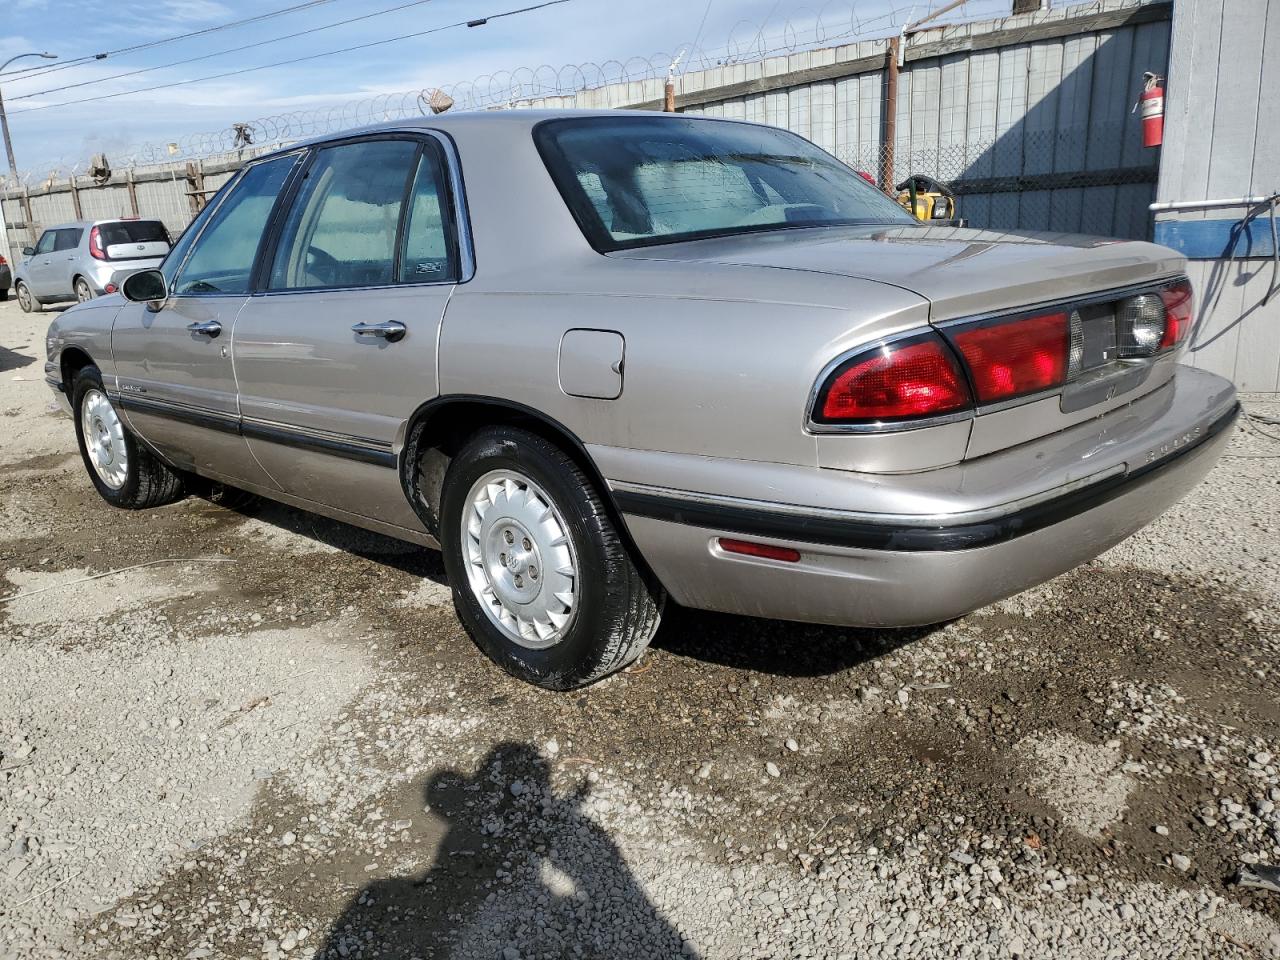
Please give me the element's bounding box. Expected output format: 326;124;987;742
44;111;1238;689
15;218;170;310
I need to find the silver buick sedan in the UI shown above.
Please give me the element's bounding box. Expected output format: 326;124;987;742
44;110;1238;689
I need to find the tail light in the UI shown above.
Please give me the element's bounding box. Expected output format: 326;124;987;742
0;255;7;266
88;226;107;260
1158;279;1193;349
810;278;1194;428
812;332;971;425
947;311;1069;403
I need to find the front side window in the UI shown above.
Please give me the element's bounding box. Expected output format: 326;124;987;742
34;231;56;255
269;139;420;290
172;153;299;295
535;116;914;252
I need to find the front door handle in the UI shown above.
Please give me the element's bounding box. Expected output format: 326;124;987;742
187;320;222;338
351;320;406;343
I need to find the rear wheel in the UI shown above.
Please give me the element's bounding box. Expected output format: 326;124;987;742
15;281;39;313
72;364;186;509
438;426;664;690
74;277;93;302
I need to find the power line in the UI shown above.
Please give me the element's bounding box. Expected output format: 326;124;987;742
0;0;342;83
10;1;572;116
11;0;439;102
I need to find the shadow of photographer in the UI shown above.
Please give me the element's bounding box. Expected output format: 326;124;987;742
316;741;690;959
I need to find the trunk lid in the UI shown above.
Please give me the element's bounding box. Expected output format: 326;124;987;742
105;240;170;260
611;224;1184;322
612;225;1189;463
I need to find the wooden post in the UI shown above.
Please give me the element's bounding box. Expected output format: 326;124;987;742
184;160;207;216
20;185;32;237
68;174;82;219
126;168;139;217
879;36;899;195
664;77;676;112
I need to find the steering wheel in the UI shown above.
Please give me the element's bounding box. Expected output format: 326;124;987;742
305;245;340;285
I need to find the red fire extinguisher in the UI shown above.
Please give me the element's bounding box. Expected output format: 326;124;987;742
1137;72;1164;148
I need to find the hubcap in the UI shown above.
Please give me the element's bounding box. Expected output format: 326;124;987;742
17;285;30;310
80;389;128;489
76;281;90;302
462;469;577;648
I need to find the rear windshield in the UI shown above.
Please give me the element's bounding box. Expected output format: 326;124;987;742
98;220;170;248
534;116;914;252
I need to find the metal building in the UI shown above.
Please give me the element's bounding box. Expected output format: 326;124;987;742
1152;0;1280;392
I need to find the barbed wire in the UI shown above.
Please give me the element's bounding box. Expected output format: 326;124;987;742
1;0;1085;190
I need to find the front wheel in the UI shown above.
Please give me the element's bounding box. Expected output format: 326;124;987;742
72;364;187;509
438;426;664;690
15;281;39;313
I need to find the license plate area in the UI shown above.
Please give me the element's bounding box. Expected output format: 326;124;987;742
1059;303;1152;413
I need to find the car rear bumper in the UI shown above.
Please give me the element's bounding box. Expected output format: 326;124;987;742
610;366;1238;627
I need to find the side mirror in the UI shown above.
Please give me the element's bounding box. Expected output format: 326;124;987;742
121;269;168;304
21;246;33;256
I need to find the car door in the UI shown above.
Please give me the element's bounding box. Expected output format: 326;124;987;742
111;151;303;486
51;227;83;296
233;134;465;530
25;229;58;296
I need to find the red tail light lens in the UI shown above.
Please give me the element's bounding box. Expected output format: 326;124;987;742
1159;279;1193;349
814;333;971;424
0;255;7;266
947;312;1069;404
88;226;106;260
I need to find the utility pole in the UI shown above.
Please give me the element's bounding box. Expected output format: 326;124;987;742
879;2;967;194
665;50;684;113
0;52;58;183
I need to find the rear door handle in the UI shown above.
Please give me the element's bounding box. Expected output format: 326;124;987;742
187;320;222;338
351;320;406;343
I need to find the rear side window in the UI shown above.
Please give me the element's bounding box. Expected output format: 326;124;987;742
53;228;82;251
97;220;169;246
399;144;457;284
172;153;299;296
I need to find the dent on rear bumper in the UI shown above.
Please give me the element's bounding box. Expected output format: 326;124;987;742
609;365;1238;627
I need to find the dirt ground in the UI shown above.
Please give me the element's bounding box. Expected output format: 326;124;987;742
3;296;1280;960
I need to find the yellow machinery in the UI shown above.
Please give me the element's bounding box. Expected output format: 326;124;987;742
896;175;957;223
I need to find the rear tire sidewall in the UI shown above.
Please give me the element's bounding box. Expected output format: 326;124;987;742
72;366;147;507
439;431;621;689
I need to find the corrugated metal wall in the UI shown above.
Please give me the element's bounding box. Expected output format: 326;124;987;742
533;0;1172;240
1155;0;1280;393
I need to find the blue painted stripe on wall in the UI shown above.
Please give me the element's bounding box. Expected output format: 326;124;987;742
1154;216;1278;260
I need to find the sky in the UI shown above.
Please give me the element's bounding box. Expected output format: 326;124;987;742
0;0;1012;178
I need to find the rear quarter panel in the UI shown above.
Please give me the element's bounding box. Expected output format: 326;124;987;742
437;257;939;469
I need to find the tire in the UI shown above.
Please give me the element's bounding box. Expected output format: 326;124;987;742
71;364;186;509
15;281;39;313
438;426;664;690
74;277;93;302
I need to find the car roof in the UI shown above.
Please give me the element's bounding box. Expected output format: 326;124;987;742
250;108;729;161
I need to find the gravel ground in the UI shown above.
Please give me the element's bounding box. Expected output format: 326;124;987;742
3;298;1280;959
